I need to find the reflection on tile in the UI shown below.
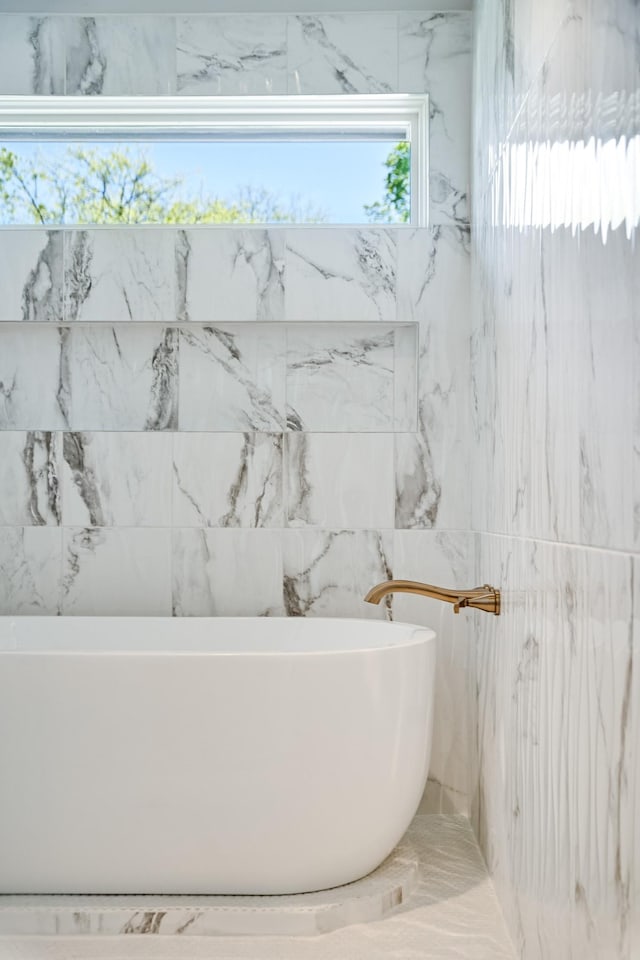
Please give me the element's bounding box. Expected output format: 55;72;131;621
66;17;176;95
173;433;283;528
172;528;284;616
0;528;61;615
282;529;392;619
285;434;394;530
396;227;470;529
177;16;286;95
179;326;286;432
61;433;172;527
0;232;63;323
177;230;285;324
62;527;172;616
0;16;65;94
399;13;471;226
285;230;396;324
64;326;178;431
65;231;176;324
286;326;399;432
473;533;635;960
0;432;60;526
393;530;473;815
0;326;67;431
287;14;397;94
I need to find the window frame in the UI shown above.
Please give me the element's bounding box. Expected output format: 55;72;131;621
0;94;429;228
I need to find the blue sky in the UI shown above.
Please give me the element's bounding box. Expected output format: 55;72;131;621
2;139;402;223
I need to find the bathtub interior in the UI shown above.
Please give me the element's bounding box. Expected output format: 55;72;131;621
0;616;435;654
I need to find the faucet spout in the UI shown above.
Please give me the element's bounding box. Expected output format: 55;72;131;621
364;580;501;616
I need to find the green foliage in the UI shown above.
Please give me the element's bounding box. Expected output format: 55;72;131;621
364;141;410;224
0;145;327;225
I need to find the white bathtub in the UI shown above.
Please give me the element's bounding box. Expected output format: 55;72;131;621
0;616;436;896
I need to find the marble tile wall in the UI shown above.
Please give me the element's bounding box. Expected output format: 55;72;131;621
472;0;639;957
0;11;473;813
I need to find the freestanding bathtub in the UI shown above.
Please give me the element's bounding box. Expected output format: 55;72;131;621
0;617;436;896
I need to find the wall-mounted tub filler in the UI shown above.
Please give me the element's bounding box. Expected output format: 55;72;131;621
365;580;501;615
0;616;435;896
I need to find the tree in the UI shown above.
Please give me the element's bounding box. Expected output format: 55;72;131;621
0;145;327;225
364;141;410;224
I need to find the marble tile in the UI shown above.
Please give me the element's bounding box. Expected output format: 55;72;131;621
64;231;176;324
285;325;402;433
282;529;392;619
62;527;171;616
393;322;419;432
472;534;635;960
285;433;394;530
177;230;285;324
0;326;68;430
0;432;60;526
172;433;283;528
172;528;284;616
0;527;61;615
63;326;178;431
179;326;286;432
287;14;398;95
0;231;63;323
393;531;474;816
177;16;287;95
61;433;172;527
285;230;396;324
65;17;176;95
399;13;471;227
0;16;65;94
396;227;470;530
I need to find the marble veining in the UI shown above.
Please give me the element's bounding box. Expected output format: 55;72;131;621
399;13;472;227
286;326;403;433
0;232;64;324
172;528;284;617
62;527;172;616
282;529;392;619
472;2;640;958
0;432;60;526
0;16;65;94
172;433;283;528
285;433;395;530
0;528;61;616
65;17;176;95
64;231;176;325
179;326;286;432
177;16;287;95
287;14;397;95
62;433;172;527
285;230;396;324
177;230;285;324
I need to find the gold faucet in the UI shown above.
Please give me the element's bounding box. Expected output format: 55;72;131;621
364;580;501;615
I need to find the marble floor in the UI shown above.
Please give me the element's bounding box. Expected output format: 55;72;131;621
0;815;515;960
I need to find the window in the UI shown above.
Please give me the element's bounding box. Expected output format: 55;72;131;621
0;95;428;227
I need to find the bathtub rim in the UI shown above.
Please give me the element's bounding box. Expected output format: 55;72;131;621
0;616;436;656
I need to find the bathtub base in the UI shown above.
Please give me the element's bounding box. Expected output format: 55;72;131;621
0;831;419;938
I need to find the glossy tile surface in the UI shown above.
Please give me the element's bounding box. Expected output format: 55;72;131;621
472;1;640;958
287;14;397;95
65;17;176;95
177;16;286;95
